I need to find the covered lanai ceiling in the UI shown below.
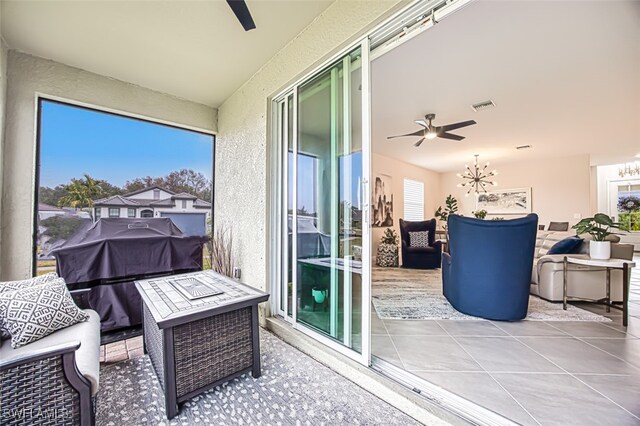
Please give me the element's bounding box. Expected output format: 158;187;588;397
1;0;334;107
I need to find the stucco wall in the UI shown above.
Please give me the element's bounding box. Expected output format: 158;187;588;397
1;51;217;280
216;0;404;294
440;154;593;228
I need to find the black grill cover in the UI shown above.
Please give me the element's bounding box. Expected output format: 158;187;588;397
53;218;207;284
52;218;208;331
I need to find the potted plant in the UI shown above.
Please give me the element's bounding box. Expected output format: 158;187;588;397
435;195;459;229
572;213;629;260
473;209;488;219
435;195;459;252
377;228;399;267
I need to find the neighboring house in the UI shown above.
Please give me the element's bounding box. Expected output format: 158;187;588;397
38;203;66;221
93;186;211;236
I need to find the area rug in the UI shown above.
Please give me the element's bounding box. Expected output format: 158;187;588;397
96;332;420;426
372;268;611;322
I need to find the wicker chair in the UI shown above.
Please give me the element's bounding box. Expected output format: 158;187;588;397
0;289;99;426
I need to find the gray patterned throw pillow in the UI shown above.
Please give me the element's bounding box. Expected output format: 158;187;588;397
0;272;59;293
409;231;430;248
0;278;89;348
0;272;60;340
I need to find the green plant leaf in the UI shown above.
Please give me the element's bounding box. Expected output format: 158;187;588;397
593;213;614;226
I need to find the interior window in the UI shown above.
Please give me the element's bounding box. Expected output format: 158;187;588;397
403;178;424;221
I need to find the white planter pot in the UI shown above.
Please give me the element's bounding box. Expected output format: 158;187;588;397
590;240;611;260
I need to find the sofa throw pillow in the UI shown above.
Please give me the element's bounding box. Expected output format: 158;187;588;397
548;236;584;255
0;278;89;349
409;231;430;248
0;272;59;293
0;272;60;340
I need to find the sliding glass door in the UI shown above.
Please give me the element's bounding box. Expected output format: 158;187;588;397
275;40;371;363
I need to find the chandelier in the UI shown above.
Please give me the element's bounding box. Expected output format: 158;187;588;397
457;155;498;196
618;162;640;178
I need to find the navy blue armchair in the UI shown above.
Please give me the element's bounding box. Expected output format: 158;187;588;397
399;218;442;269
442;214;538;321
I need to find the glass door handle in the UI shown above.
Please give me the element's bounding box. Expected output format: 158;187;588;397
362;178;369;227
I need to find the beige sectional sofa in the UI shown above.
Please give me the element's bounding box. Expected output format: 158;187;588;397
530;231;634;302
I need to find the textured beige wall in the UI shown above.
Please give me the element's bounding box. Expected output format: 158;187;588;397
216;0;404;292
440;154;593;228
1;51;217;280
371;153;441;257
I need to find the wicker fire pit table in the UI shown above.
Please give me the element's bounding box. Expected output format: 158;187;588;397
135;270;269;419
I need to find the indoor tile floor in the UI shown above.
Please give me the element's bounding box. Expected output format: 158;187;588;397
372;256;640;425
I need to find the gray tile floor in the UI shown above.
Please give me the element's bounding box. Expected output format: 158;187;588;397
372;256;640;425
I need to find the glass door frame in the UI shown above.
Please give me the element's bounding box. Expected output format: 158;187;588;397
274;94;294;323
271;37;372;365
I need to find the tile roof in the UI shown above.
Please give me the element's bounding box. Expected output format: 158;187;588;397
93;195;140;207
38;203;64;211
171;192;198;200
193;199;212;208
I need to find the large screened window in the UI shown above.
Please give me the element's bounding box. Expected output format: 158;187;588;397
35;99;214;275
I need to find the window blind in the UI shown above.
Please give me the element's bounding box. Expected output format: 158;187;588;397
404;179;424;221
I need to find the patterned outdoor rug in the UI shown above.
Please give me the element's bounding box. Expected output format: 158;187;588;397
372;267;611;322
96;332;421;426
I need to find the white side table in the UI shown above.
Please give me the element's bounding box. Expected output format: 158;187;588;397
563;256;636;326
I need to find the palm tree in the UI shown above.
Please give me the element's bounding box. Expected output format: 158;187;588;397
57;174;105;218
82;174;104;200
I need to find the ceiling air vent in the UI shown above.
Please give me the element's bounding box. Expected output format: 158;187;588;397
516;145;532;150
471;100;495;112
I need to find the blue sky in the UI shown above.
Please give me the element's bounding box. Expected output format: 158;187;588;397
39;101;214;188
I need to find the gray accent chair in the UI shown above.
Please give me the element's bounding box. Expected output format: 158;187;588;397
0;289;100;425
548;221;570;231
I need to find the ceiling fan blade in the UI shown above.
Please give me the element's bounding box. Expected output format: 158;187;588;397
414;120;428;128
438;120;477;132
414;137;426;147
438;132;465;141
226;0;256;31
387;129;425;139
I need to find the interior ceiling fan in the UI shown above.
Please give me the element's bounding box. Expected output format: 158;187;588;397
226;0;256;31
387;114;477;147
